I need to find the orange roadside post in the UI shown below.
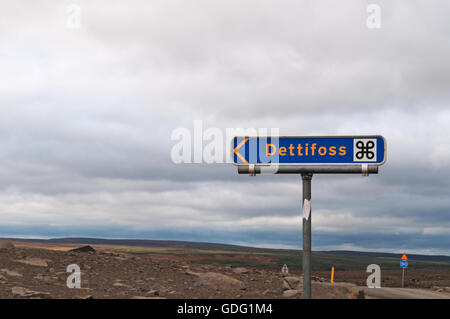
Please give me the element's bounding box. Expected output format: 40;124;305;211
331;266;335;283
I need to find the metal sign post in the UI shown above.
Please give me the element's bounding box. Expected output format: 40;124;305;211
402;268;405;288
400;253;408;288
302;173;312;299
232;135;387;299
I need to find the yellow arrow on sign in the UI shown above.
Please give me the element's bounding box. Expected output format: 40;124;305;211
233;137;249;164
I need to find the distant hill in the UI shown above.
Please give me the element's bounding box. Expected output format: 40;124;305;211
3;237;450;270
3;237;245;249
324;250;450;262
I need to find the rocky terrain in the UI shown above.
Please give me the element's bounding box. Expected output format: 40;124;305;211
1;240;449;299
0;240;365;299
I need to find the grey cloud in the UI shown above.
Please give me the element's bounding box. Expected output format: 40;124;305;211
0;1;449;254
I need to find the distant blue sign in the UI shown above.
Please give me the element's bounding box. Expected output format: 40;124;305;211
232;136;386;165
400;260;408;269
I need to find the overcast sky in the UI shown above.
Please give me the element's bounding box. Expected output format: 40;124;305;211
0;1;449;255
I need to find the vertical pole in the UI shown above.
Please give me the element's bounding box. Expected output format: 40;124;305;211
331;266;335;283
302;173;312;299
402;268;404;288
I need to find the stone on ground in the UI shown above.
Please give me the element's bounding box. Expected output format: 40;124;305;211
0;241;15;250
145;289;159;297
232;267;250;274
312;282;364;299
283;276;303;290
195;272;245;290
0;274;7;283
70;245;96;253
14;257;49;267
1;269;23;277
283;289;302;298
11;287;51;298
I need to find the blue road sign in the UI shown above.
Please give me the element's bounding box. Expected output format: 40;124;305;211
400;260;408;269
232;136;386;165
